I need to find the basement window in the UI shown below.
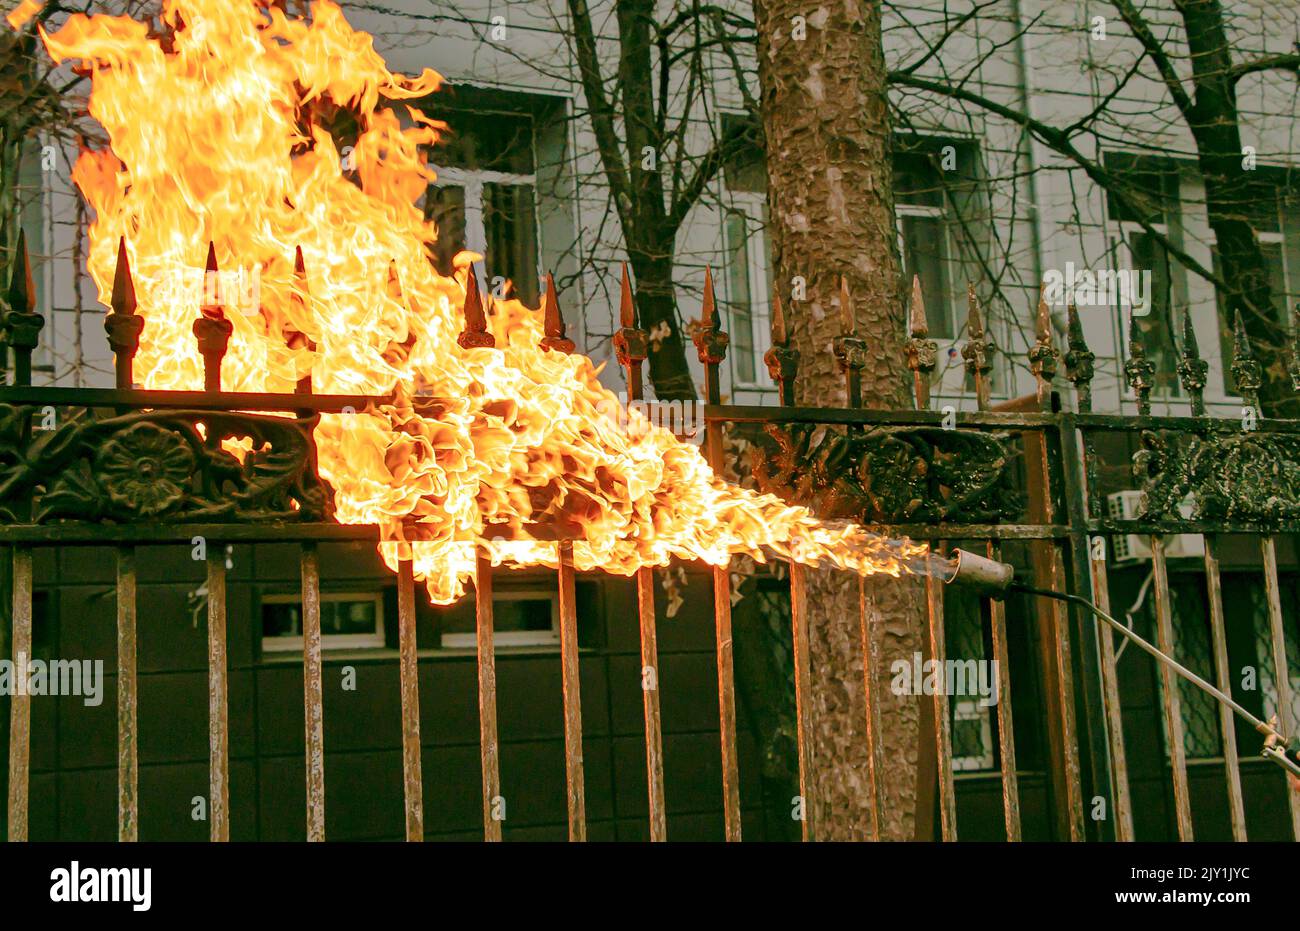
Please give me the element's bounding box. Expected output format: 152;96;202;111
439;589;560;650
261;592;386;653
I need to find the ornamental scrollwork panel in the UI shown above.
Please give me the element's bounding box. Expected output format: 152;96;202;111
0;405;331;524
752;424;1023;525
1133;428;1300;524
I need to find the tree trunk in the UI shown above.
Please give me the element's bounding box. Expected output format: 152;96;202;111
754;0;929;839
1176;0;1297;416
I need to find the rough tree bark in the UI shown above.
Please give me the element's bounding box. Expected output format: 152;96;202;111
754;0;928;839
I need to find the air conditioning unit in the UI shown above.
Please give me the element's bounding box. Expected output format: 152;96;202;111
1107;490;1204;563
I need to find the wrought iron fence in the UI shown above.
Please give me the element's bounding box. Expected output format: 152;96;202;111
1;224;1298;841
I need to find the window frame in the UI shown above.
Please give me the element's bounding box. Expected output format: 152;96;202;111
439;587;561;651
720;194;774;390
425;101;546;302
260;591;387;653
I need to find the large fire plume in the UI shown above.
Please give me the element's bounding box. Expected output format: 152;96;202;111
36;0;928;603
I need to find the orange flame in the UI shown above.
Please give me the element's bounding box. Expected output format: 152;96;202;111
39;0;928;603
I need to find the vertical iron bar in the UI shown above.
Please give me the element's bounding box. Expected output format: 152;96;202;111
636;568;668;841
857;576;887;841
986;540;1021;842
1090;538;1134;842
1150;537;1193;841
768;292;820;841
6;546;31;841
615;273;668;843
926;542;957;841
711;564;742;841
1260;536;1300;840
789;562;817;841
300;542;325;841
694;270;742;842
557;541;586;841
1204;534;1247;841
206;547;229;842
1047;543;1086;840
397;559;422;841
475;554;503;842
117;546;138;842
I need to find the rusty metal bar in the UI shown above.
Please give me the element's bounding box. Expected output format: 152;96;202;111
766;292;822;841
474;554;503;842
1203;534;1247;841
116;546;139;842
986;540;1021;842
1261;536;1300;840
7;546;32;842
694;270;742;842
615;273;667;842
1042;543;1086;841
206;547;229;842
1150;537;1193;841
1090;539;1134;842
711;564;742;842
926;544;957;841
636;567;668;841
300;542;325;841
557;541;586;841
397;559;422;841
789;563;817;841
857;576;887;841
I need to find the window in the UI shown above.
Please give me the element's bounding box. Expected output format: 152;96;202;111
894;140;999;398
1107;153;1186;399
721;114;773;390
896;150;959;340
439;588;560;650
422;90;551;305
1213;173;1300;395
945;589;996;772
261;592;385;652
723;208;770;387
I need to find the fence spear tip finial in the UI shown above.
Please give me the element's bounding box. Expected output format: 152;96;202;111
540;271;575;354
1232;306;1254;359
1181;306;1201;359
1066;302;1088;350
1127;308;1146;354
9;226;34;313
839;274;855;335
771;289;788;346
112;235;136;317
386;259;404;302
619;261;636;329
457;265;495;350
908;274;927;339
966;282;984;337
702;265;717;327
200;240;225;319
1036;283;1054;344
